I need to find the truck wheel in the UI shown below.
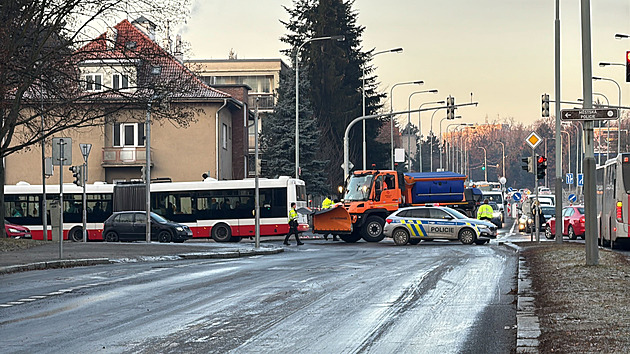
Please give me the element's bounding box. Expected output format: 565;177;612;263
392;228;410;246
361;216;385;242
339;232;362;243
458;228;476;245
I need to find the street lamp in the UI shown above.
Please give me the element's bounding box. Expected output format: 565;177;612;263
418;99;444;172
439;116;461;171
593;75;622;157
478;146;487;181
561;130;571;191
615;33;630;39
428;103;446;172
599;62;625;67
295;34;345;178
446;123;470;171
406;90;438;171
361;47;403;169
497;141;505;178
390;80;424;169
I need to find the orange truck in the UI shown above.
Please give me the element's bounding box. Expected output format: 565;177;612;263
312;170;482;242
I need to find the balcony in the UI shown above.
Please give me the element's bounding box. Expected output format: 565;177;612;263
102;147;153;167
248;93;275;111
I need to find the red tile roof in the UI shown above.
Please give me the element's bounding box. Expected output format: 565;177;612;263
77;19;231;100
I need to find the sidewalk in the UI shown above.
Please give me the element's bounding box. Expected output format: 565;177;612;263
0;240;284;275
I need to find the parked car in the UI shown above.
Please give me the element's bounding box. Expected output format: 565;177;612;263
102;211;192;243
544;205;585;240
384;206;497;246
4;220;31;239
488;201;503;227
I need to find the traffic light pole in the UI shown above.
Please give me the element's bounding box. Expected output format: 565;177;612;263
82;163;87;242
533;147;540;243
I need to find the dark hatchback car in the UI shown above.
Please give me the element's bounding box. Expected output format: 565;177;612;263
102;211;192;243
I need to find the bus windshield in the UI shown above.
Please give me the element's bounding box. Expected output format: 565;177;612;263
344;174;374;201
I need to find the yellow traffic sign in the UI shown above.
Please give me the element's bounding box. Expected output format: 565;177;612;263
526;132;541;149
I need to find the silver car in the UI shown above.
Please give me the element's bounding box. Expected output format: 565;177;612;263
384;206;497;246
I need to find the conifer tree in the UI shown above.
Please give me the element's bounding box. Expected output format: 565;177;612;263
260;69;329;195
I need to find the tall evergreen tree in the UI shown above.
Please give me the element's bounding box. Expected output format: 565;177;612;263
281;0;387;189
260;69;329;195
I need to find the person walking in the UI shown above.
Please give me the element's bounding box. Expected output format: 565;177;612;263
476;198;493;221
284;202;303;246
320;196;338;241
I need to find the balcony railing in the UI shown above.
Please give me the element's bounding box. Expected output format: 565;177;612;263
248;94;275;110
102;146;153;167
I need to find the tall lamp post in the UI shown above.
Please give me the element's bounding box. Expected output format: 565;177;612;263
295;35;345;178
416;100;442;172
428;103;446;172
497;141;505;178
593;76;622;157
561;130;571;193
361;47;403;169
446;123;470;171
598;62;625;154
439;116;461;171
406;90;438;171
389;80;424;169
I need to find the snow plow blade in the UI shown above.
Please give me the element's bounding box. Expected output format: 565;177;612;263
312;206;353;234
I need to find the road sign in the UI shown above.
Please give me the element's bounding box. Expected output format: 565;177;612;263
526;132;542;149
512;192;522;202
507;187;514;192
52;137;72;166
341;161;354;170
566;173;574;185
577;173;584;187
560;108;619;121
568;194;577;203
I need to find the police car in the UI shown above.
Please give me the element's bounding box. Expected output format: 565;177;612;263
383;206;497;246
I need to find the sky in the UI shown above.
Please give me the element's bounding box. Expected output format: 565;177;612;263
179;0;630;137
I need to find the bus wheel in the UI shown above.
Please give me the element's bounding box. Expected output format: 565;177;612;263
104;231;119;242
158;230;172;243
458;228;476;245
392;228;410;246
69;227;83;242
361;216;385;242
339;232;362;243
211;223;232;242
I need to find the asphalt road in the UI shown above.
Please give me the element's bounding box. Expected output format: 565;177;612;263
1;233;518;353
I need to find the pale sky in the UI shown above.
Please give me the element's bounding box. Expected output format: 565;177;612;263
179;0;629;136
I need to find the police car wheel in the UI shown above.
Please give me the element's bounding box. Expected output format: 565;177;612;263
458;228;476;245
392;228;410;246
361;216;385;242
409;238;421;245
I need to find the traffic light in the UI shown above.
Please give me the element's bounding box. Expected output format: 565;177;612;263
626;51;630;83
542;94;550;117
521;157;534;173
481;166;485;171
70;165;83;186
537;155;547;180
446;96;455;119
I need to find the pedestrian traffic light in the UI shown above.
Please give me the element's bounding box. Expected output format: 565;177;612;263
542;94;550;117
70;165;83;186
626;51;630;83
521;157;534;173
446;96;455;119
537;155;547;180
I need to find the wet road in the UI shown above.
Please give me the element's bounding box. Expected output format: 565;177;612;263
0;238;517;353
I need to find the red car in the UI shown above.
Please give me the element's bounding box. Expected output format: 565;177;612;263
544;205;585;240
5;220;32;239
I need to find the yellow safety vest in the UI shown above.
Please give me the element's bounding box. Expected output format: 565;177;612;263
477;204;494;219
289;208;298;222
322;198;333;209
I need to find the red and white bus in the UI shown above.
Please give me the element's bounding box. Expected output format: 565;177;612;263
596;153;630;247
4;176;308;242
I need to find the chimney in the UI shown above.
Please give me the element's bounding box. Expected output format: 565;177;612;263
174;34;183;63
132;16;157;41
106;27;117;50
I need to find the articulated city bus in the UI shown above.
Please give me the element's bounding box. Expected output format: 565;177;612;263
596;153;630;247
4;176;308;242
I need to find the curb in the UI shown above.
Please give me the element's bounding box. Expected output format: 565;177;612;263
0;247;284;275
506;242;541;353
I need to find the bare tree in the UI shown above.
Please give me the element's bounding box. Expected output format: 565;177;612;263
0;0;203;237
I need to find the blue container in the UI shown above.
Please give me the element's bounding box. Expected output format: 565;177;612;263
405;172;466;204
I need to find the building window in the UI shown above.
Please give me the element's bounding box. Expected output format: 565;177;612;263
113;122;145;147
85;74;102;91
222;123;228;150
112;74;129;90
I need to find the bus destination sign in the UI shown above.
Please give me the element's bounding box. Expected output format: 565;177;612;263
561;108;618;121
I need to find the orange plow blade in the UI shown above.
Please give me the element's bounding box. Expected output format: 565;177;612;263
312;206;353;234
